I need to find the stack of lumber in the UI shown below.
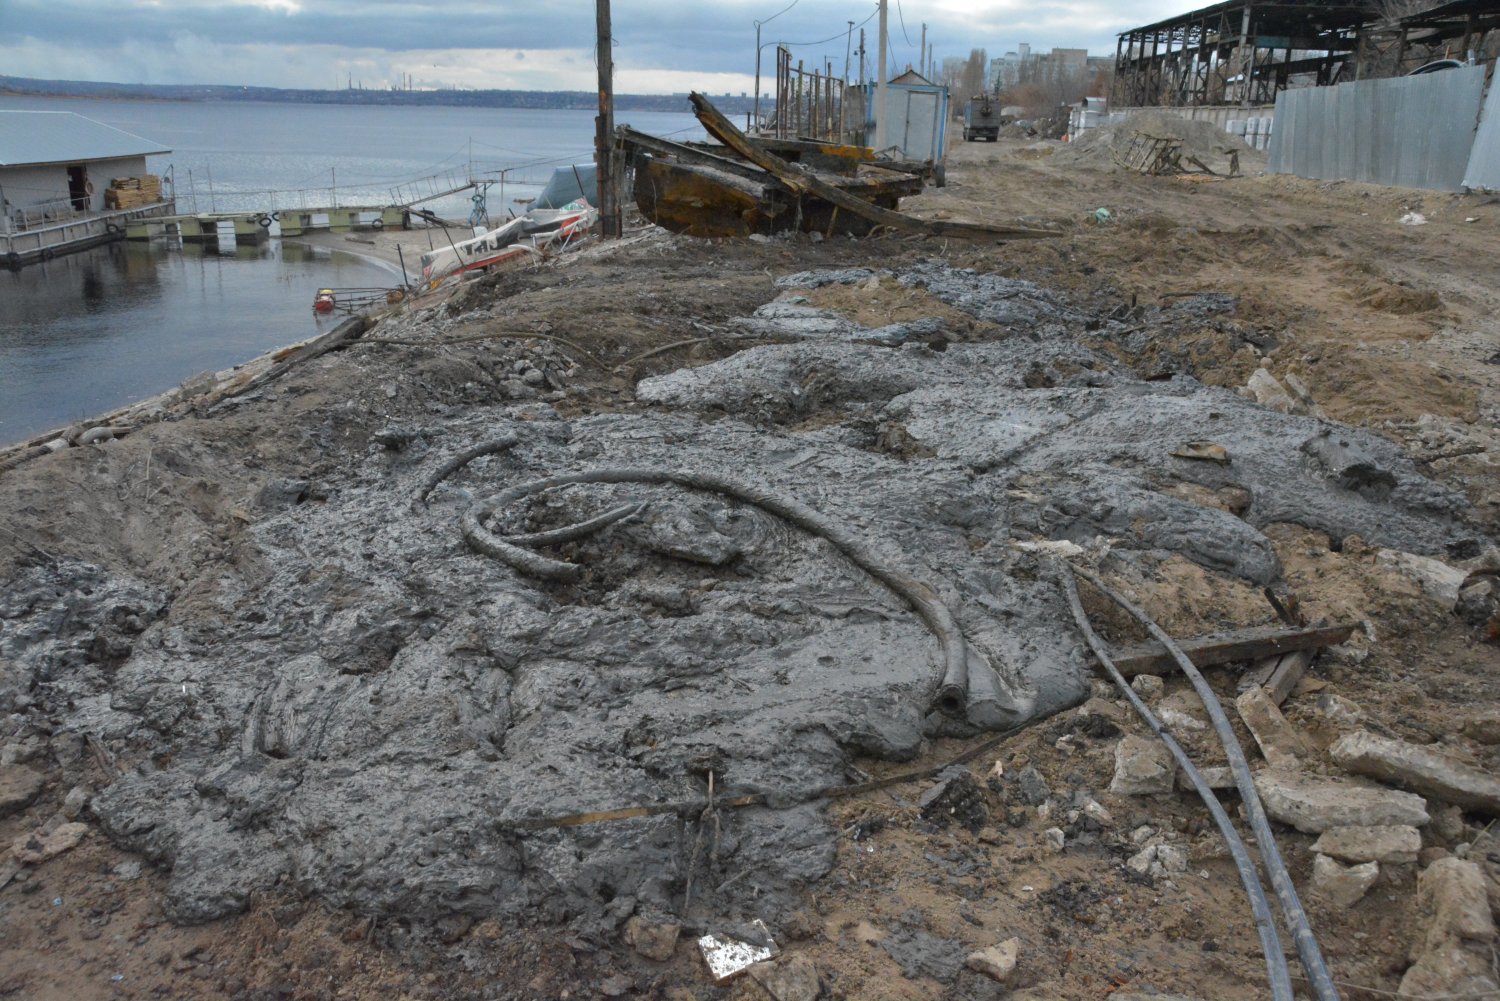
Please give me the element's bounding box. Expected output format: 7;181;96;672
104;175;162;210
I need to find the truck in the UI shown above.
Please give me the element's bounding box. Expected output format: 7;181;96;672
962;95;1001;142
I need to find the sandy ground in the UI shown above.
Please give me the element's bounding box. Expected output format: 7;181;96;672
1;131;1498;1001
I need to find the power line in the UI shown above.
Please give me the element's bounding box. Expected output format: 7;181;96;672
894;0;913;45
778;6;877;49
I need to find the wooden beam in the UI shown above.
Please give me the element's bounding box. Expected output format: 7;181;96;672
1107;622;1356;678
688;93;1058;242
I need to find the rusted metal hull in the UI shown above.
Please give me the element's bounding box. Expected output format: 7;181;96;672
628;148;921;239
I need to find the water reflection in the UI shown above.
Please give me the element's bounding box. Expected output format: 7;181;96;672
0;238;391;444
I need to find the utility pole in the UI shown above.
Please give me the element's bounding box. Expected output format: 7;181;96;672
595;0;620;237
920;23;926;77
844;21;854;85
875;0;889;150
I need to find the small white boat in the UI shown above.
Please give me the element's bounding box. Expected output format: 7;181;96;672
419;200;596;286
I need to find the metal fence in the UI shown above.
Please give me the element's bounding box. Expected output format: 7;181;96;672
1269;65;1489;192
1463;77;1500;191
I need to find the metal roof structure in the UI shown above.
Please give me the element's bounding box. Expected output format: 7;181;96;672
0;111;170;168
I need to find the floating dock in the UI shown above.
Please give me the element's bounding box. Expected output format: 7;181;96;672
124;205;407;243
1;202;175;269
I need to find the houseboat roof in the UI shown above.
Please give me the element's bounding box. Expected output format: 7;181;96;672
0;111;171;168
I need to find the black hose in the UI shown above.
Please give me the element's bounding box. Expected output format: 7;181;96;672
1069;564;1340;1001
1060;567;1295;1001
461;467;971;715
415;434;519;505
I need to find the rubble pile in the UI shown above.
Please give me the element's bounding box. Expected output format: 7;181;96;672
0;247;1496;999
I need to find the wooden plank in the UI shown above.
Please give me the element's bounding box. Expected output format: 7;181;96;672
1108;622;1356;678
617;128;783;186
1264;649;1312;706
689;92;1059;242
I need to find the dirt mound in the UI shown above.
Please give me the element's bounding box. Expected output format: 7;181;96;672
1054;111;1263;174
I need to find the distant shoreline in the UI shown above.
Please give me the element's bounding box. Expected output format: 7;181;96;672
0;76;755;115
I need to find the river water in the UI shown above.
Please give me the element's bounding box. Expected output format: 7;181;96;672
0;96;702;445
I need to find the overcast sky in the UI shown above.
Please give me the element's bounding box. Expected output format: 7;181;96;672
0;1;1180;94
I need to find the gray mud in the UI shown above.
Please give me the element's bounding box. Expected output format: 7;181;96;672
0;262;1485;945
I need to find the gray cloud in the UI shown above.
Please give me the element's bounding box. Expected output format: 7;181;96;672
0;0;1177;89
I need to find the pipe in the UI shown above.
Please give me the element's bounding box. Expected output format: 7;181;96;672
459;467;972;715
1069;564;1340;1001
1060;567;1294;1001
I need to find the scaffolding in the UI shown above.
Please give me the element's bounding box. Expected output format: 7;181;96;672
1112;1;1370;108
1111;0;1500;110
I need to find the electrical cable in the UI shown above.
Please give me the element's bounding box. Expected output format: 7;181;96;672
1059;567;1295;1001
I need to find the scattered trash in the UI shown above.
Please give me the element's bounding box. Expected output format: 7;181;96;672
698;920;777;983
1398;212;1427;226
1093;207;1113;225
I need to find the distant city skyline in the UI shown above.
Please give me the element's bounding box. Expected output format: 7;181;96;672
0;1;1185;95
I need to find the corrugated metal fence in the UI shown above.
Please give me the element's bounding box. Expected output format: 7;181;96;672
1463;79;1500;191
1269;66;1491;192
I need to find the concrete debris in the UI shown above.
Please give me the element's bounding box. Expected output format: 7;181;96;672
624;914;681;961
964;937;1020;984
1311;854;1379;907
1126;842;1187;879
0;261;1485;939
1176;766;1236;792
1254;770;1429;833
0;766;45;819
1234;686;1310;770
1081;798;1114;827
1044;827;1066;852
1375;549;1467;608
699;921;777;983
12;821;90;865
1243;367;1308;416
1330;732;1500;815
1398;858;1500;999
1311;825;1421;865
1130;674;1164;700
1110;734;1175;796
747;955;821;1001
1312;693;1364;725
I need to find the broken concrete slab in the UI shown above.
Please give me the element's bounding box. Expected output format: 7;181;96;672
0;765;44;818
1234;686;1309;770
1311;854;1378;907
1399;858;1500;999
965;938;1020;984
1110;734;1175;796
1330;732;1500;815
747;955;821;1001
1311;825;1422;865
1376;549;1467;608
1254;770;1429;833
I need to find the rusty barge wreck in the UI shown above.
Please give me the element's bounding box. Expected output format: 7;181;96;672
621;93;1056;242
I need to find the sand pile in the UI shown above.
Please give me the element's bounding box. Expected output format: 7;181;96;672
1055;110;1264;173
